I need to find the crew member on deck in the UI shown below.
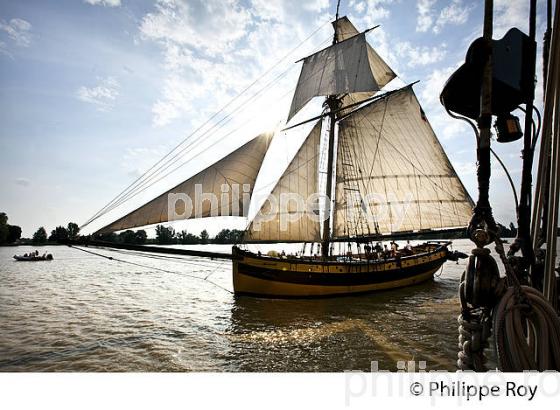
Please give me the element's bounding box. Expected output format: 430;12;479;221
364;244;372;258
383;244;389;259
404;240;413;255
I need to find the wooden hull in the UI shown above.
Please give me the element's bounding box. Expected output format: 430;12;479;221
232;243;449;298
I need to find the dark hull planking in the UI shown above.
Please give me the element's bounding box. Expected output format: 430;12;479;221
232;243;449;298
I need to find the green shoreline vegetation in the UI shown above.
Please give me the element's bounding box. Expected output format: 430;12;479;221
0;211;244;246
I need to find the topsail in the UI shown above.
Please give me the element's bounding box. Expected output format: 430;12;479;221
288;22;391;122
333;16;396;93
288;16;396;122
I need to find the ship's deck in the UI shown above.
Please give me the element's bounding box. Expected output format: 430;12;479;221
235;241;450;266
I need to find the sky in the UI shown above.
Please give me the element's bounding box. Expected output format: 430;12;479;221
0;0;551;237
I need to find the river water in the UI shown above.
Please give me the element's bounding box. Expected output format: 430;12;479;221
0;239;557;372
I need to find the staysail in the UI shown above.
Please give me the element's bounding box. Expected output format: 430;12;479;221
245;122;322;242
333;86;474;238
96;132;273;233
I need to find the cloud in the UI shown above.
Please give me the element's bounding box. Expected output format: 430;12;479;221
138;0;332;127
0;40;9;57
395;41;447;67
122;146;167;179
84;0;122;7
418;65;475;141
250;0;289;22
76;77;120;111
15;178;31;187
453;160;476;177
416;0;437;32
421;66;457;108
0;18;32;47
351;1;366;14
151;73;196;127
140;0;251;56
350;0;395;22
494;0;531;37
433;0;474;33
416;0;473;34
249;0;329;23
139;0;254;126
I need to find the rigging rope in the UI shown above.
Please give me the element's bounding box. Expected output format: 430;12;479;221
458;237;560;371
67;245;233;294
445;103;522;213
455;144;560;372
102;247;229;269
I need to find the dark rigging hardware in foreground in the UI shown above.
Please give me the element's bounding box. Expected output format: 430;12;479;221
442;0;560;371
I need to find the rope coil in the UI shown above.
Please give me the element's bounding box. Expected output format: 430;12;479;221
493;285;560;371
458;238;560;371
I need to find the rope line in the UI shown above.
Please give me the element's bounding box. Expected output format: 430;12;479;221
68;245;233;294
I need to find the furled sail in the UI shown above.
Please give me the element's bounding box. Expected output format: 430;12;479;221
245;122;322;242
333;86;473;238
96;132;273;233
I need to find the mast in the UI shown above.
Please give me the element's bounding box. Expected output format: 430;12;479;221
322;97;340;257
285;10;398;254
321;0;342;258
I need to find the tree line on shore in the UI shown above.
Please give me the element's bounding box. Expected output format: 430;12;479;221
3;211;558;247
0;212;82;245
1;212;244;245
95;225;244;245
0;213;21;245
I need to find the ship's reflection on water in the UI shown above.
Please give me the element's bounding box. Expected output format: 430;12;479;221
0;239;526;371
226;279;459;371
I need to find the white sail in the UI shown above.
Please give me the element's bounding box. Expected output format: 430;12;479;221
288;32;379;122
333;86;473;238
333;16;396;90
97;132;273;233
245;122;322;242
288;17;396;122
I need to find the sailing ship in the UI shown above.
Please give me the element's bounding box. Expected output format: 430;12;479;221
89;16;474;297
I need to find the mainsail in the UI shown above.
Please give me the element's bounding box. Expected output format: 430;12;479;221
245;122;322;242
96;132;273;233
333;86;474;238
